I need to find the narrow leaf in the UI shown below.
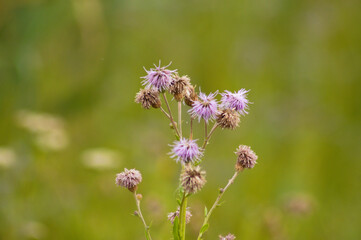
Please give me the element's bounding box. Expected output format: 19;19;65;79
199;223;209;234
172;217;180;240
204;206;208;217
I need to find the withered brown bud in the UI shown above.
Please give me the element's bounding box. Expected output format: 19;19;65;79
235;145;258;171
216;109;240;130
135;88;161;109
169;75;191;101
184;85;198;107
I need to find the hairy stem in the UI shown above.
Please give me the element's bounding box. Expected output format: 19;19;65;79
162;93;180;138
178;101;182;138
202;123;219;149
134;191;152;240
179;192;188;240
196;171;240;240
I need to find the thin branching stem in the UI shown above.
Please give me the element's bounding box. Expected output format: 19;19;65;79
160;106;171;119
196;171;240;240
162;93;180;138
202;122;219;149
204;121;208;143
134;191;152;240
178;101;182;138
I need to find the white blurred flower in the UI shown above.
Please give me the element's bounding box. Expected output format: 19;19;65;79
82;148;120;170
15;110;69;151
21;221;47;239
0;147;16;169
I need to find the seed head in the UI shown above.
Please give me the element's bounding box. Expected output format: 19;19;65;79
135;88;162;109
170;138;203;164
141;61;177;91
167;207;192;224
181;165;206;194
235;145;258;171
221;89;249;115
216;109;240;130
219;233;236;240
169;75;191;101
188;91;219;123
115;168;142;192
184;85;198;107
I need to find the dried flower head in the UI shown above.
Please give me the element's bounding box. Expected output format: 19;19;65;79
189;91;218;122
184;85;198;107
115;168;142;192
142;61;177;91
221;89;249;115
181;165;206;194
216;109;240;130
235;145;258;171
219;233;236;240
169;75;191;101
135;88;162;109
167;207;192;224
170;138;203;164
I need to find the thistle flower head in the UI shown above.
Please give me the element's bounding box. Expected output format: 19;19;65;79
170;138;203;164
142;61;177;91
181;165;206;194
219;233;236;240
167;207;192;224
184;85;198;107
221;89;249;115
235;145;258;171
135;88;161;109
115;168;142;192
169;75;191;101
216;108;240;130
188;91;219;122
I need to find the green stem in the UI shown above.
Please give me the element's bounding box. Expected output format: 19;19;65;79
179;192;188;240
134;191;152;240
202;123;219;149
196;171;240;240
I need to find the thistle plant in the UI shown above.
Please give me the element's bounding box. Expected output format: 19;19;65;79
115;61;258;239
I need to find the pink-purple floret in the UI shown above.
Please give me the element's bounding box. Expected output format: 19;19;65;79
189;91;219;122
142;62;177;91
170;138;203;164
220;89;249;115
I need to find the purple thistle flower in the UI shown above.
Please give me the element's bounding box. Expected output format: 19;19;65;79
141;61;177;91
188;91;219;122
220;89;249;115
170;138;203;164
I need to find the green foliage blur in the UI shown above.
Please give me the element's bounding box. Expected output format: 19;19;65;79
1;0;360;239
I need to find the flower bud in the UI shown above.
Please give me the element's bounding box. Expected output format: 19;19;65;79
235;145;258;171
115;168;142;192
135;88;161;109
180;165;206;194
184;85;198;107
216;109;240;130
169;75;191;101
136;194;143;200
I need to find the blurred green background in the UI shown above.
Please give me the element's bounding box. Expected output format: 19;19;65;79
1;0;360;239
